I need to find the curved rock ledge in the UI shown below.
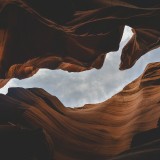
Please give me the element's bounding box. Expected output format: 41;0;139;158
0;62;160;159
0;0;159;87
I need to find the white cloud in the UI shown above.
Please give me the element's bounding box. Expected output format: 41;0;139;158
0;26;160;107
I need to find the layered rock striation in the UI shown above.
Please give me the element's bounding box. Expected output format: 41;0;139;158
0;0;160;87
0;62;160;160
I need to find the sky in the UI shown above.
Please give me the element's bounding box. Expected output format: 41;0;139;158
0;26;160;107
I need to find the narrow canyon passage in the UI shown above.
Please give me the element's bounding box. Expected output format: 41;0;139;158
0;1;160;160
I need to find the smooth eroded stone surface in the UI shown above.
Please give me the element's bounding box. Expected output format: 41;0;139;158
0;0;159;87
0;62;160;159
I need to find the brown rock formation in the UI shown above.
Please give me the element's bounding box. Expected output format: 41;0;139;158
0;0;160;87
0;62;160;160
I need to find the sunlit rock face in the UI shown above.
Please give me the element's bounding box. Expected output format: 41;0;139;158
0;62;160;160
0;0;160;87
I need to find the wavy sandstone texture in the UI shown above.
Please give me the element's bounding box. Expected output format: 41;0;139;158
0;0;160;87
0;62;160;160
